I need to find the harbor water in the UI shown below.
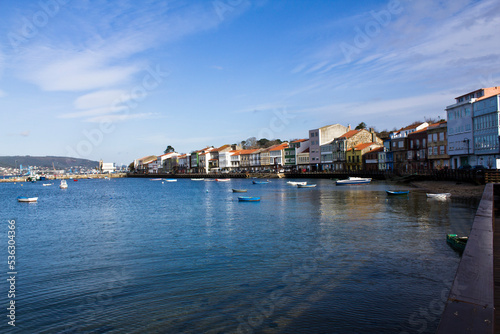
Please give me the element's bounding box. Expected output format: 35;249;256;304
0;178;478;333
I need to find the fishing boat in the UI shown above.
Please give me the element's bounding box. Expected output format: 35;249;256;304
232;189;248;193
163;179;177;182
252;180;269;184
427;193;451;200
386;190;409;196
73;179;78;182
238;196;260;202
287;181;307;186
59;180;68;189
215;178;231;182
297;184;316;188
150;178;163;181
191;178;205;181
336;177;372;185
446;234;468;253
17;196;38;203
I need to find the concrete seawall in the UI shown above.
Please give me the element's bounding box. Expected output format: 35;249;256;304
437;183;494;333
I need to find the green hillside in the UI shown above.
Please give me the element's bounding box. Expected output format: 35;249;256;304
0;156;99;169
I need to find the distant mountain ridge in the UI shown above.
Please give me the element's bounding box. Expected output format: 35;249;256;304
0;156;99;169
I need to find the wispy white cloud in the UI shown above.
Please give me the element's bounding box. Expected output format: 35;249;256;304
292;0;500;87
86;113;157;123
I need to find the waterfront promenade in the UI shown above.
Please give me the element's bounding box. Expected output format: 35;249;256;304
437;183;497;333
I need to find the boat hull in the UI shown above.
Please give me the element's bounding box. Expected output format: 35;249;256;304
336;177;372;185
232;189;247;193
297;184;316;188
386;190;409;196
446;234;467;253
238;196;260;202
17;196;38;203
287;181;307;186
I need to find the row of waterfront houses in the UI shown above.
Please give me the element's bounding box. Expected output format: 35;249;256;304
133;86;500;174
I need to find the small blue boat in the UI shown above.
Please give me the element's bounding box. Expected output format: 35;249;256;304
252;181;269;184
386;190;409;196
238;196;260;202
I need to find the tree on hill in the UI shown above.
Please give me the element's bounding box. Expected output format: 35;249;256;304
355;122;366;130
164;145;175;154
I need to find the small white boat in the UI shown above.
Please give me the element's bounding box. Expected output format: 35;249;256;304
287;181;307;186
60;180;68;189
215;178;231;182
297;184;317;188
191;178;205;181
17;196;38;203
427;193;451;200
163;179;177;182
150;178;163;181
42;183;53;186
336;177;372;185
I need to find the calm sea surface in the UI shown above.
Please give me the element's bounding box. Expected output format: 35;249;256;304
0;178;478;333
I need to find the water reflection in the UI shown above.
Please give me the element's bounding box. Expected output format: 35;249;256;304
0;178;478;333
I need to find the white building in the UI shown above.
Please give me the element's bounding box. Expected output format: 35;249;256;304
447;87;500;168
309;124;349;171
473;90;500;168
99;160;116;173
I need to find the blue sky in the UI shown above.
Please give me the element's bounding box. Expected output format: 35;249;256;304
1;0;499;165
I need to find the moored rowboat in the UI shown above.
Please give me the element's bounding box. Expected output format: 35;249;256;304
238;196;260;202
252;180;269;184
232;189;247;193
336;177;372;185
17;196;38;203
297;184;316;188
446;234;468;253
287;181;307;186
386;190;409;196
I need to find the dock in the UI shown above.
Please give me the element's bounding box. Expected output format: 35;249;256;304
437;183;498;333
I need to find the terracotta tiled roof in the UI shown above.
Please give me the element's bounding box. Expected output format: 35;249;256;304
338;130;360;139
215;144;230;151
353;142;379;150
476;87;500;101
291;139;307;143
239;149;259;155
269;143;289;151
408;127;428;136
398;123;426;132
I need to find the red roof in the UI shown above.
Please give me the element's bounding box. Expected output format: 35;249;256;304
269;143;289;151
338;130;360;139
408;127;428;136
291;139;307;143
353;142;378;150
239;149;259;155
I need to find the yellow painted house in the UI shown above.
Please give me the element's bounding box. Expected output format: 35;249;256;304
346;142;382;171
